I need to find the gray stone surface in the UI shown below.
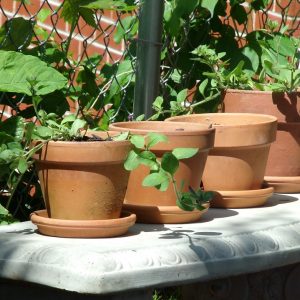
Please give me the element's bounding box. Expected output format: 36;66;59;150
0;193;299;295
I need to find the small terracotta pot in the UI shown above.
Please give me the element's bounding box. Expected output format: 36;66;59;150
33;132;132;221
167;113;277;191
109;121;215;223
221;89;300;178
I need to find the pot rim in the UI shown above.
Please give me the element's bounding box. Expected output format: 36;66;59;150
223;88;300;95
109;121;215;136
167;113;277;129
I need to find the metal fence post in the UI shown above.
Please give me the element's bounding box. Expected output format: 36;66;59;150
133;0;164;119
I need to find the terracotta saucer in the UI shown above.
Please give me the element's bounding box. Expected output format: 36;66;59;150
211;187;274;208
30;210;136;238
264;176;300;193
122;203;209;224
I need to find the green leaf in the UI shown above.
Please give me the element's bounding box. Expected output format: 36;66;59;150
130;135;145;149
112;131;129;141
0;51;67;96
146;133;168;149
0;204;9;215
176;193;194;211
201;0;218;17
172;148;199;160
0;116;24;141
70;119;87;136
107;60;133;100
25;122;35;144
79;7;97;28
0;132;14;145
81;0;136;11
37;8;51;22
152;96;163;111
161;153;179;176
139;150;156;161
142;171;169;187
61;114;76;125
114;16;138;44
199;79;208;97
135;114;145;121
124;149;140;171
158;179;170;192
33;126;53;139
0;17;33;50
230;4;247;25
242;46;259;72
176;89;187;103
17;157;28;174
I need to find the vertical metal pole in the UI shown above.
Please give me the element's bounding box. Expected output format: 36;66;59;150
133;0;164;119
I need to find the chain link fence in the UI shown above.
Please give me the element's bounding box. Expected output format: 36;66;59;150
0;0;138;125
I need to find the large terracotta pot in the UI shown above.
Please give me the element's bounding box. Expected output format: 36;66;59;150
221;89;300;192
167;113;277;191
33;132;132;221
109;121;215;223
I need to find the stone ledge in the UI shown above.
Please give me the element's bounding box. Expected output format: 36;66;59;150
0;193;299;295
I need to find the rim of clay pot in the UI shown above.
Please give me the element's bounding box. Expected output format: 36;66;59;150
167;113;277;127
33;131;132;164
223;89;300;95
166;113;277;147
109;121;214;136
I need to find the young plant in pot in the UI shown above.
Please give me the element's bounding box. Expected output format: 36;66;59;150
192;28;300;193
0;50;135;237
110;121;216;223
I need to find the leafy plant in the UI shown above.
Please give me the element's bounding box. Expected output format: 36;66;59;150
123;132;213;211
191;30;300;95
0;50;68;223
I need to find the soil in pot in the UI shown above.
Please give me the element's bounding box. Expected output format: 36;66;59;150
167;113;277;208
109;121;215;223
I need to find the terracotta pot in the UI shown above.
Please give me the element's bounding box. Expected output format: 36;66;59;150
221;89;300;179
166;113;277;191
109;121;215;223
33;132;132;221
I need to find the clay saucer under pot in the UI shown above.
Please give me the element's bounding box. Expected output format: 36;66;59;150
211;187;274;208
264;176;300;193
31;210;136;238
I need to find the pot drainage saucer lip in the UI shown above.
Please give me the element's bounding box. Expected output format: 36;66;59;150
264;176;300;193
30;210;136;238
211;187;274;208
123;203;209;224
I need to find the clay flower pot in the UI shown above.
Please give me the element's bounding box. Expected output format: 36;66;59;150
33;132;132;221
109;121;215;223
221;89;300;192
167;113;277;207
